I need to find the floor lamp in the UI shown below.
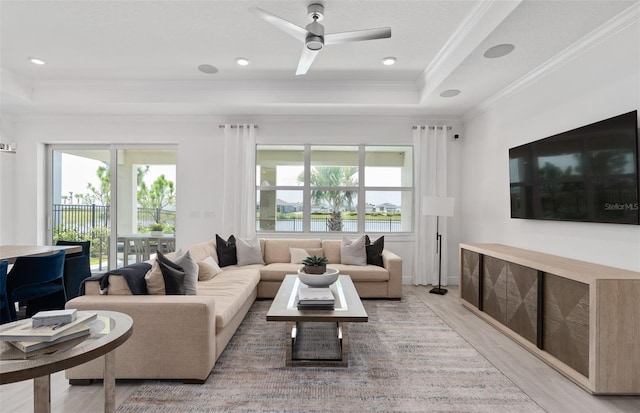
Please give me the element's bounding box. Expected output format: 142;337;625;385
423;196;455;295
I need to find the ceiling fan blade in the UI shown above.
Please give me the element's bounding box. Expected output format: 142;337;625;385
250;7;307;42
324;27;391;45
296;47;320;76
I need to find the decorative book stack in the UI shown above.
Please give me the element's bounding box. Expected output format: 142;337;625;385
0;311;97;359
298;286;335;310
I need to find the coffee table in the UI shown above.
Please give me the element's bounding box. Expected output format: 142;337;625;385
0;310;133;413
267;274;368;367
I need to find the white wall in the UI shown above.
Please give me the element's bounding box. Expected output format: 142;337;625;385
0;114;463;282
460;21;640;272
0;117;15;245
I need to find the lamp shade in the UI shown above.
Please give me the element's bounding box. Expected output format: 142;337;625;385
422;196;455;217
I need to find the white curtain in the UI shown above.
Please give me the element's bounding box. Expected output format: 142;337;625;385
221;124;257;238
413;125;450;286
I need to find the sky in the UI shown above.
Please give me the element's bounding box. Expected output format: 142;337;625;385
60;153;176;198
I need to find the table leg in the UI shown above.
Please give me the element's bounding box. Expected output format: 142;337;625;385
104;350;116;413
33;375;51;413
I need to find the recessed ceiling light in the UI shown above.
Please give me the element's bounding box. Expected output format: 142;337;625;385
198;64;218;74
382;57;397;66
440;89;461;98
483;44;515;59
235;57;250;66
28;56;46;65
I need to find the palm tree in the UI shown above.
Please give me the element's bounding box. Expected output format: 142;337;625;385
298;166;358;231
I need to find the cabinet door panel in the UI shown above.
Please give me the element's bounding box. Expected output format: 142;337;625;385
483;256;507;324
461;249;480;307
543;273;590;377
506;263;538;344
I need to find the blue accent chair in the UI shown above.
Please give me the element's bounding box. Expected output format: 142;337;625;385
56;240;92;300
0;260;10;324
6;250;66;321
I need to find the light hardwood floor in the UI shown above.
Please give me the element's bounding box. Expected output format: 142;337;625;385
1;285;638;412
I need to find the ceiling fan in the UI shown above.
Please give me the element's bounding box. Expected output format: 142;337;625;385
250;3;391;76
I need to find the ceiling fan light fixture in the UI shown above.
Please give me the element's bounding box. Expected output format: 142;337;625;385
306;35;324;51
28;56;45;65
382;57;397;66
235;57;250;66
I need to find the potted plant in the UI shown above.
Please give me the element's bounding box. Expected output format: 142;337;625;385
301;255;328;274
149;222;165;236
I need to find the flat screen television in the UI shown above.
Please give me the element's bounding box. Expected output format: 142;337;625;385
509;111;639;225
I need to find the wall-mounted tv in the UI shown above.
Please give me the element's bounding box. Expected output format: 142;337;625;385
509;111;639;225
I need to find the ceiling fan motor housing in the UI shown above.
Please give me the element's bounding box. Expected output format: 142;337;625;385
305;19;325;50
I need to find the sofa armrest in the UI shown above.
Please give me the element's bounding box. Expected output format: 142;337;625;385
65;295;217;381
382;249;403;299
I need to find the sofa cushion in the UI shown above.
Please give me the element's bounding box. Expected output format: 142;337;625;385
341;235;367;266
186;239;218;263
216;234;237;267
198;256;222;281
260;263;304;281
263;239;322;264
322;240;341;264
236;237;265;266
365;235;384;267
198;269;260;332
104;275;133;295
330;264;389;282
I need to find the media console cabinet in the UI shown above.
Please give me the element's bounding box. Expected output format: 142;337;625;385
459;243;639;395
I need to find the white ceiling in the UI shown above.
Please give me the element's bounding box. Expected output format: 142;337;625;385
0;0;637;118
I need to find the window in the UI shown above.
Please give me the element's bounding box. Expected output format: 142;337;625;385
256;145;413;233
49;146;177;272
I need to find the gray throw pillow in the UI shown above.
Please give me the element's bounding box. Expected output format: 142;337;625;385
171;250;198;295
340;235;367;266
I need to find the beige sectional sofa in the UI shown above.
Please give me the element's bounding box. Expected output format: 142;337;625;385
65;237;402;383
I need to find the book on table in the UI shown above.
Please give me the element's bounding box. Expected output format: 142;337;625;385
0;312;97;342
298;286;335;310
7;324;91;354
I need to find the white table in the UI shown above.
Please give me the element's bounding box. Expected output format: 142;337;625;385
117;234;175;265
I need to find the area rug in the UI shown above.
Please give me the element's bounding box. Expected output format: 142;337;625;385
117;291;545;412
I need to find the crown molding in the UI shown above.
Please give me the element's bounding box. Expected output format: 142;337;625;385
417;0;522;103
463;3;640;122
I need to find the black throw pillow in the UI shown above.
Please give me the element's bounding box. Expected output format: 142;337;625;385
156;250;183;272
157;256;186;295
216;234;237;267
365;235;384;267
156;250;186;295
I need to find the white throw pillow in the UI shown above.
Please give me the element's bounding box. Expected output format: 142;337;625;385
340;235;367;266
236;237;265;266
198;256;223;281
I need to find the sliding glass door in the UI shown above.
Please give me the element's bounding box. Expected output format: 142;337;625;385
49;145;177;272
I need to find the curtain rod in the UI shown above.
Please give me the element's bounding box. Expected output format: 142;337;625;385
412;126;452;130
218;125;259;129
